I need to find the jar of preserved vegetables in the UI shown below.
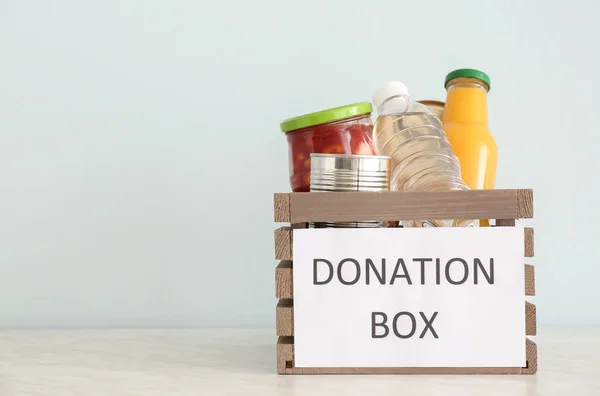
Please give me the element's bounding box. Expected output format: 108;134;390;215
280;102;375;192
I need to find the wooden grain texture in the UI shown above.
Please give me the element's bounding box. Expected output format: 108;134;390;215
526;302;537;336
496;219;516;226
276;261;293;299
274;227;292;262
274;193;291;223
276;301;293;336
276;301;536;337
275;262;292;299
277;336;294;374
274;227;292;260
517;189;534;219
274;227;535;260
523;338;538;374
277;337;535;375
276;300;293;337
525;227;534;257
525;264;535;296
273;189;534;223
276;261;536;299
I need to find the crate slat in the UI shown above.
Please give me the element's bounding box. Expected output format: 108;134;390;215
274;193;291;223
496;219;516;226
525;264;535;296
276;299;293;337
524;228;534;257
276;336;536;375
274;189;534;223
275;261;293;299
274;227;534;260
525;302;537;336
277;336;294;373
274;228;292;263
523;338;538;374
517;190;534;218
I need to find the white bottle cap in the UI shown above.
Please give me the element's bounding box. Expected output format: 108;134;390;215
372;81;411;113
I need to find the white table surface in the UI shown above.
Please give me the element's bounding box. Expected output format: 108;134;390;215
0;328;597;395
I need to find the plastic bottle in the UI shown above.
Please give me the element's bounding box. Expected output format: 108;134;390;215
442;69;498;227
371;81;476;228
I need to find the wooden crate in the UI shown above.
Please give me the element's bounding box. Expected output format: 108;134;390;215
273;189;536;375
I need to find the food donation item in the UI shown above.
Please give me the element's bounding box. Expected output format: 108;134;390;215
442;68;498;226
309;153;391;228
371;81;476;228
417;100;445;121
280;103;375;192
442;68;498;190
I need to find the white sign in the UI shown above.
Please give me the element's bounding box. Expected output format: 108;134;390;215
292;227;525;368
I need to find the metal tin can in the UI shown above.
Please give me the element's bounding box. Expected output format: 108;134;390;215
417;100;445;121
309;153;390;228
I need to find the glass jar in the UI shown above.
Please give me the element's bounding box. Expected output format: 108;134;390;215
280;102;375;192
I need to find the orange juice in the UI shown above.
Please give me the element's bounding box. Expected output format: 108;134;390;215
442;69;497;226
442;69;497;189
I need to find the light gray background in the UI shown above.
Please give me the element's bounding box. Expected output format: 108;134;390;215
0;0;596;328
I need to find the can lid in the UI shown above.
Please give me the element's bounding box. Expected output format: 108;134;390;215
310;153;391;161
280;102;372;133
444;68;491;91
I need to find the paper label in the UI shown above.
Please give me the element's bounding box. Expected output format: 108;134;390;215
292;227;525;368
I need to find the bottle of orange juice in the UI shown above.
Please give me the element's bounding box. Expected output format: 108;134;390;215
442;69;498;226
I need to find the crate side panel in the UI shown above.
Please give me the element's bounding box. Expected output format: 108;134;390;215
288;190;533;223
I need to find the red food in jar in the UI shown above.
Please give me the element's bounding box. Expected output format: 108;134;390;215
280;103;376;192
349;124;376;155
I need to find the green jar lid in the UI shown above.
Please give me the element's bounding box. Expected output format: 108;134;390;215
280;102;373;133
444;68;491;91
